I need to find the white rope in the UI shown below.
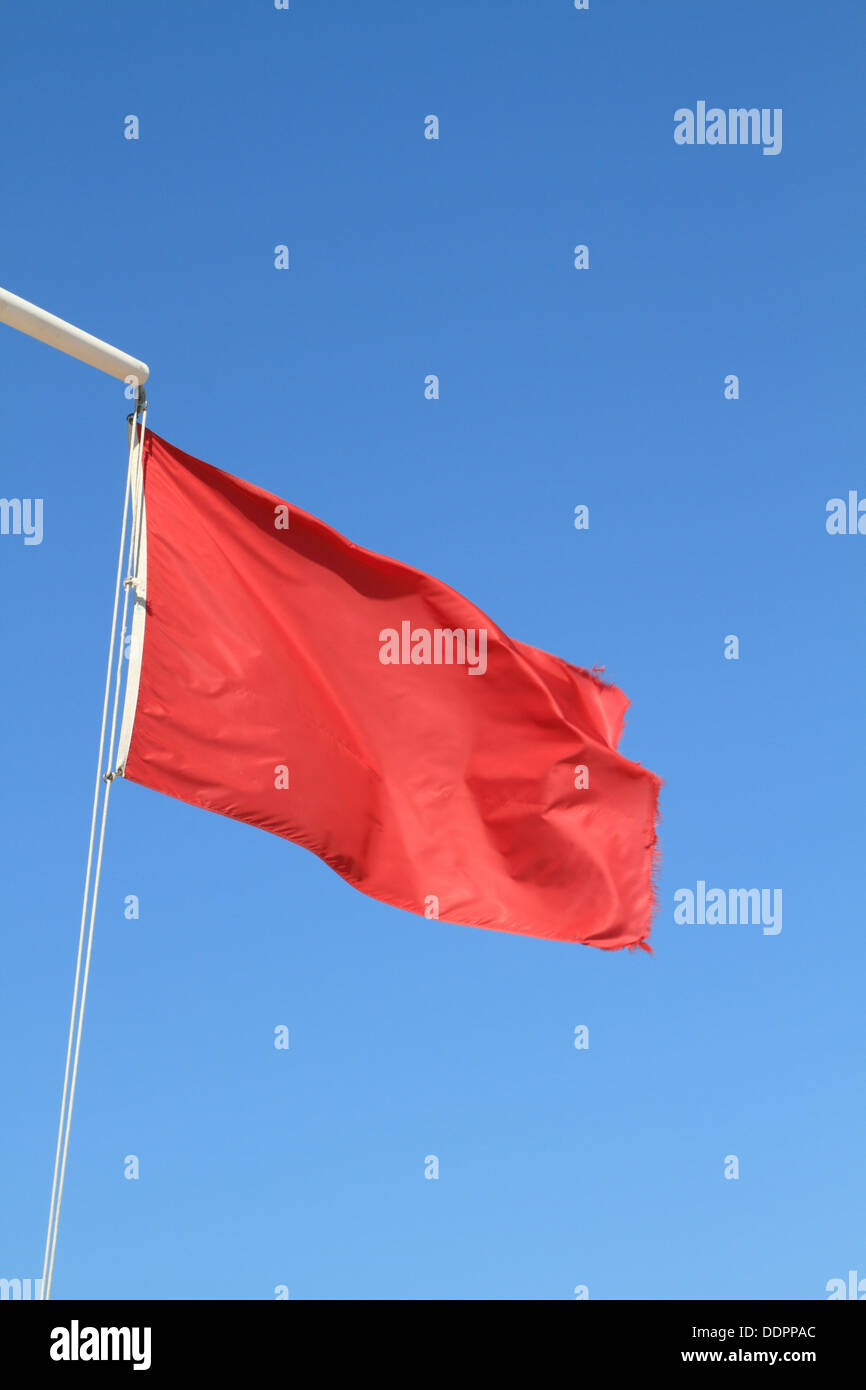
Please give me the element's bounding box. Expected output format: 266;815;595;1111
41;406;148;1299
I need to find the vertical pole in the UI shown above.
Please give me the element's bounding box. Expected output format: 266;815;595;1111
41;404;148;1298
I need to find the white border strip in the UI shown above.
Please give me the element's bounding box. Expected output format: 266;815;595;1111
115;428;148;773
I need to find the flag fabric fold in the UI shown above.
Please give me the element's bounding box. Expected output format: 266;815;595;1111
122;431;661;950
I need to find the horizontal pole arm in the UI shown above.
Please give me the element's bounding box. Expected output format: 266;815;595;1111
0;285;149;386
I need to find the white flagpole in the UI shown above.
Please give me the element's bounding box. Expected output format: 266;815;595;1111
1;284;150;1297
0;285;149;388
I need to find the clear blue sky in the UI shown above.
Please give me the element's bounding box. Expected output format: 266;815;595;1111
1;0;863;1300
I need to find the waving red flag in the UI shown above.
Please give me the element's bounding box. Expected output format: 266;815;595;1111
120;432;661;950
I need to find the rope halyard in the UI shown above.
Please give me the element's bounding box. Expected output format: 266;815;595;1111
40;404;148;1300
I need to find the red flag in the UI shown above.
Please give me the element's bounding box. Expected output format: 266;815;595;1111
121;432;661;950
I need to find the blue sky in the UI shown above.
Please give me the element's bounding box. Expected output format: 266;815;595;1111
1;0;863;1300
